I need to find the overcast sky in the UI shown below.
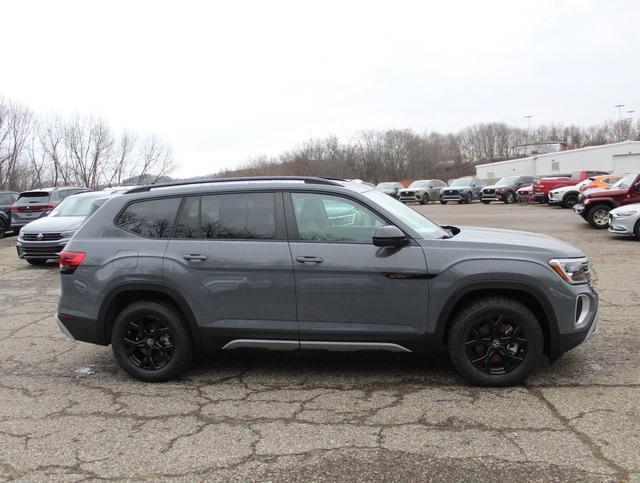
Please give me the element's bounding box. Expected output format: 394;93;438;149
3;0;638;177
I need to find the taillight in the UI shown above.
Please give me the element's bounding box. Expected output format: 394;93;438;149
11;204;55;212
59;251;86;274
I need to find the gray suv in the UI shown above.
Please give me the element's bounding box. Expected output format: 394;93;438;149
56;177;598;386
11;187;90;232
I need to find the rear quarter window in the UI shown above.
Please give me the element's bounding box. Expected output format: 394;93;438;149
115;197;181;238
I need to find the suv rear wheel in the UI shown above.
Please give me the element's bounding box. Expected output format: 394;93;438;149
448;297;543;386
111;301;193;382
586;204;611;229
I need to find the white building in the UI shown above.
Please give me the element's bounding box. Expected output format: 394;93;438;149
475;141;640;180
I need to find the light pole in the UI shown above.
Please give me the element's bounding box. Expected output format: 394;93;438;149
524;115;533;131
614;104;625;120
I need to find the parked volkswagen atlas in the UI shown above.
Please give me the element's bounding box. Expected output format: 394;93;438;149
0;191;19;238
398;179;446;204
440;177;484;204
481;176;537;204
608;203;640;239
376;182;404;198
56;177;598;386
17;190;116;265
11;187;90;232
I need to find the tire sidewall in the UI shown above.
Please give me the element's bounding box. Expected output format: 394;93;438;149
588;204;610;229
448;298;544;386
505;192;515;204
111;301;192;382
563;194;578;209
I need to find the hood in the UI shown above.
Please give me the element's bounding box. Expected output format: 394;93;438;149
584;187;626;199
401;187;425;192
21;216;85;233
549;185;576;194
429;226;584;258
482;184;511;191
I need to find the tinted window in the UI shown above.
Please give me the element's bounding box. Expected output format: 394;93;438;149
291;193;385;243
116;198;180;238
175;192;276;240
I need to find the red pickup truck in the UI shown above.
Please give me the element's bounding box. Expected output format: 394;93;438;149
574;172;640;228
532;170;610;203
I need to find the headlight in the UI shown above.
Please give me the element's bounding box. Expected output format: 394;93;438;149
611;210;638;218
548;258;590;285
18;230;24;240
61;230;77;239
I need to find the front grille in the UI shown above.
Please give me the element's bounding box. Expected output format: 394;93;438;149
18;245;63;257
444;190;459;196
22;233;63;241
483;189;495;195
403;191;415;196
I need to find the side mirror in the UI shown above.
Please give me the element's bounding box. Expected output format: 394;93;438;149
373;225;409;247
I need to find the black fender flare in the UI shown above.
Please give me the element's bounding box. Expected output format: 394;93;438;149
98;281;203;350
426;280;559;355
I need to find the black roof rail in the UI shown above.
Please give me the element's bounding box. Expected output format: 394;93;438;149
124;176;345;194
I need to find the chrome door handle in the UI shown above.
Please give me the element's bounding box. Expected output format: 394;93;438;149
183;254;208;261
296;256;323;264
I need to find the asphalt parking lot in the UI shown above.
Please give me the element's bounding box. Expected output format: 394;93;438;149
0;202;638;482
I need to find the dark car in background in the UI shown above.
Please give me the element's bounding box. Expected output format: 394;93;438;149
11;187;90;232
376;182;403;198
481;176;537;204
16;190;112;265
440;177;484;204
0;191;19;238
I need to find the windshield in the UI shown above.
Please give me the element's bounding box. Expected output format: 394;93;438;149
50;194;106;217
495;176;518;186
612;173;636;190
363;189;448;239
450;178;472;187
409;180;430;188
376;182;396;189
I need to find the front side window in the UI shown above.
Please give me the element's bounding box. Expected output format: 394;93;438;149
291;193;385;243
116;197;181;238
175;192;276;240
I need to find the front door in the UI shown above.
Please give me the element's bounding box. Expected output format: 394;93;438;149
163;191;297;350
286;191;429;352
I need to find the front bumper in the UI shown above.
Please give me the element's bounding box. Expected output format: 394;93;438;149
573;204;585;216
16;239;69;259
481;192;504;202
551;288;599;360
398;193;422;202
608;214;637;235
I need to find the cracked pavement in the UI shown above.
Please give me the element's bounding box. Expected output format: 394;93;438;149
0;203;637;481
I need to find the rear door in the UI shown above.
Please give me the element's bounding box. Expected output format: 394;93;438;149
162;191;297;350
285;191;428;352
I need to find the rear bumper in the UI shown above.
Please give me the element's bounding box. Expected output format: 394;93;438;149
56;313;106;345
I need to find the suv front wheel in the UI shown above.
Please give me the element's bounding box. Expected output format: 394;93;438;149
586;204;611;229
111;301;193;382
448;297;543;386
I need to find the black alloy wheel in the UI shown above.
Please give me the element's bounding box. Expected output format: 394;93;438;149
634;219;640;241
563;193;579;209
464;315;528;375
0;219;6;238
123;315;175;371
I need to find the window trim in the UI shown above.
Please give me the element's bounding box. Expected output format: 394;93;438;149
284;190;400;245
171;190;285;242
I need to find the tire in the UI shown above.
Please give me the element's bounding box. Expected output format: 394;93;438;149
463;192;472;204
447;297;544;387
563;193;579;209
0;219;7;239
482;200;491;205
586;204;611;229
26;259;47;265
111;301;193;382
505;191;515;204
634;219;640;241
440;200;447;205
419;193;429;205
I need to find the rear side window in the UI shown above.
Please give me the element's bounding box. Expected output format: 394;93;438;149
116;198;181;238
16;192;51;205
175;192;276;240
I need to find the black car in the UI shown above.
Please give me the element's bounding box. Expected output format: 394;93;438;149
0;191;19;238
481;176;538;204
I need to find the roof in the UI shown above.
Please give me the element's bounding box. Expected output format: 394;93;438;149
475;141;640;169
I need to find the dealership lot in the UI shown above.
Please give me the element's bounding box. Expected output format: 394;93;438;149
0;202;638;481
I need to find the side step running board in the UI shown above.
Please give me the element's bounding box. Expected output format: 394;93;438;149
221;339;411;353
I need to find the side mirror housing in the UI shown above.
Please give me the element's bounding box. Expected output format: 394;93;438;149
373;225;409;247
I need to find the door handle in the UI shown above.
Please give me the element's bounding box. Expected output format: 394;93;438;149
183;254;208;261
296;256;323;264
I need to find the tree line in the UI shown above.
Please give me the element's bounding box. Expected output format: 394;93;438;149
218;119;640;183
0;96;176;191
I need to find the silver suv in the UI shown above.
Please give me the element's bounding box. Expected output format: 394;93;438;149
56;177;598;386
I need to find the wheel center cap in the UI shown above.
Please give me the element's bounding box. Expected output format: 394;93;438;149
491;339;501;349
146;338;154;348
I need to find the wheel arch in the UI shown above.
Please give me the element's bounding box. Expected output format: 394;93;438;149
428;282;558;358
98;282;203;351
